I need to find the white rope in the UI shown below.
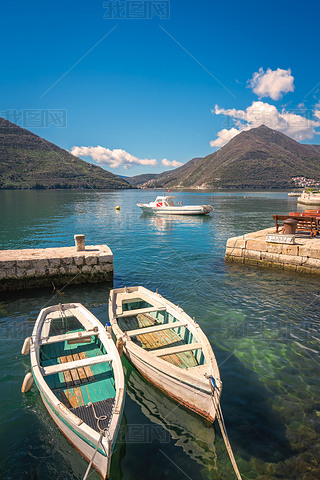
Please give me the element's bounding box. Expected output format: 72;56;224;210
82;431;104;480
210;378;242;480
82;402;112;480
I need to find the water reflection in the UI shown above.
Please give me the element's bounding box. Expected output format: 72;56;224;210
140;212;212;232
123;357;218;472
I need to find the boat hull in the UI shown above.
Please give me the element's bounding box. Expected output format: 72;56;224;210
124;346;216;423
40;392;110;479
137;204;212;215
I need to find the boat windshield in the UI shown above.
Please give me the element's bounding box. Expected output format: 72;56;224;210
155;196;176;207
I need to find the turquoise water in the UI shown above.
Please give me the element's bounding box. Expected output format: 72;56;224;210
0;189;319;480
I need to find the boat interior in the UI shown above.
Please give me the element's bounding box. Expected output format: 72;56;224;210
115;294;206;369
39;310;116;432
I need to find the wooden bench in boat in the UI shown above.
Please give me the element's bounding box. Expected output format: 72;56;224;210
42;354;112;376
115;291;164;315
126;320;187;337
123;312;200;368
116;306;166;318
39;329;98;346
150;342;202;357
48;349;115;409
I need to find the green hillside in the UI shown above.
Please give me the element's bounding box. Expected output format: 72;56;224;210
0;118;130;189
132;126;320;189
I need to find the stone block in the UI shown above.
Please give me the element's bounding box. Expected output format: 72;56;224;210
277;254;302;266
16;260;31;269
26;269;36;277
298;246;320;260
246;240;267;252
16;268;25;278
61;257;73;265
101;263;113;272
1;268;15;278
49;258;61;268
244;250;261;260
304;258;320;270
32;259;49;270
225;247;243;258
59;267;66;275
98;254;113;263
85;256;98;266
267;243;283;254
1;261;16;269
92;265;102;273
48;267;57;276
74;256;84;266
65;264;78;275
82;265;92;274
261;252;280;263
282;245;299;256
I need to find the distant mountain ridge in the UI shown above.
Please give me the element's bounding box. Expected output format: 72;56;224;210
0;117;130;189
129;126;320;189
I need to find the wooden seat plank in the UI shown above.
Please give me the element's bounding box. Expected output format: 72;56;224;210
72;353;88;383
66;355;81;385
79;351;95;382
151;342;202;357
59;355;73;387
127;320;187;337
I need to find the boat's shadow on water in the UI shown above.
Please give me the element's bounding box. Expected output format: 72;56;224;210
216;344;293;464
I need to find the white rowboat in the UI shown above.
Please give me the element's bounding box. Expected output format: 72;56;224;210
22;303;125;479
137;193;213;215
109;286;221;422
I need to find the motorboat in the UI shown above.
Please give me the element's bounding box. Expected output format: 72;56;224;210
137;193;213;215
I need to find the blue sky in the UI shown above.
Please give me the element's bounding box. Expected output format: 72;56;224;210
1;0;320;176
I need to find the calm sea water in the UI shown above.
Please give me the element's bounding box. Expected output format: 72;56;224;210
0;189;319;480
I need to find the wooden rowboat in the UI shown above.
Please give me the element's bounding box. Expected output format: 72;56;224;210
108;286;222;422
21;303;125;479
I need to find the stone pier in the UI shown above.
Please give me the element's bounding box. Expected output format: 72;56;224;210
0;243;113;291
225;227;320;275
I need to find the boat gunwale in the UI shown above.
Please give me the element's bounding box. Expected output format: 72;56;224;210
109;287;221;391
30;303;125;462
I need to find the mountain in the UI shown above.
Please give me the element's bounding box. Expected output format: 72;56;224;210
128;157;203;188
0;117;130;189
132;126;320;189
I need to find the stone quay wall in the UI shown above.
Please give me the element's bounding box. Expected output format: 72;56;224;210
0;244;113;291
225;227;320;275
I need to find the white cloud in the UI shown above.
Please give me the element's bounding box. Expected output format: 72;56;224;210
70;146;158;169
249;68;294;100
210;128;244;147
162;158;184;167
210;101;320;147
314;103;320;120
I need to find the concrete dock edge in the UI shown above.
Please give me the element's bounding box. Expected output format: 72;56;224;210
225;227;320;275
0;244;113;291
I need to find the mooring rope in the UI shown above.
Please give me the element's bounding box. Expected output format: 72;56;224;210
209;377;242;480
82;402;112;480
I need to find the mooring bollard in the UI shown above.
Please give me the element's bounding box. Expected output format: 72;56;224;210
74;234;85;251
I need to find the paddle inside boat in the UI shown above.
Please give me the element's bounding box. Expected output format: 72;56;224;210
108;286;221;423
21;303;125;480
137;192;213;215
